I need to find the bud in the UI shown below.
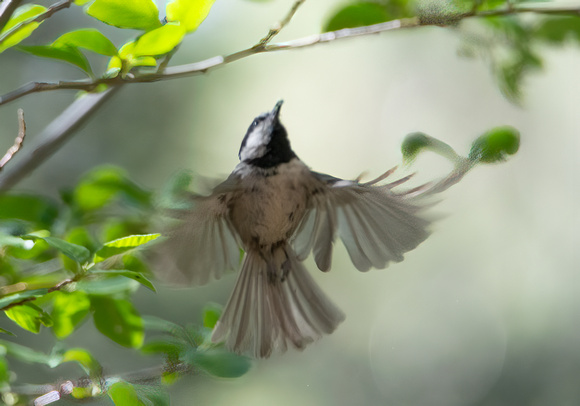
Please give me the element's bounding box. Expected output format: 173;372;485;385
469;126;520;163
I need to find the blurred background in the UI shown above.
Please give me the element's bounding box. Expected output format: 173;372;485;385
1;0;580;405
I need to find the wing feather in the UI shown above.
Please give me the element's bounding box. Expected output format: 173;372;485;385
293;171;430;273
156;177;241;285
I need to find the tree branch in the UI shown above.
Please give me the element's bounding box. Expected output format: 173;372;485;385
0;1;563;191
0;86;122;192
0;279;75;311
0;108;26;170
12;362;191;404
3;2;579;107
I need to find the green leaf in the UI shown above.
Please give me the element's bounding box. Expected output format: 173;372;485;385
202;303;222;329
0;357;10;385
113;40;158;73
0;339;59;366
77;275;139;295
134;384;170;406
5;303;52;333
91;296;144;348
62;227;99;273
0;327;15;336
0;194;59;228
133;23;186;57
0;288;48;309
71;386;100;399
87;0;162;31
18;45;93;75
53;29;118;56
186;349;251;378
401;132;460;164
122;254;151;276
0;233;34;249
94;233;161;262
323;3;390;32
166;0;216;32
536;16;580;44
74;0;93;5
63;348;102;378
108;380;146;406
0;4;47;53
73;166;151;211
497;50;542;103
24;235;91;263
468;126;520;163
141;336;187;356
89;270;156;292
142;315;181;333
51;291;91;339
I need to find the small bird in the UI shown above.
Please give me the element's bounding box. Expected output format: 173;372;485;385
163;101;430;358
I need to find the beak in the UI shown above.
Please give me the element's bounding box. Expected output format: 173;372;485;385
271;100;284;118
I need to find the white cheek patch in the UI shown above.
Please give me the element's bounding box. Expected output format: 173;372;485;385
240;123;270;161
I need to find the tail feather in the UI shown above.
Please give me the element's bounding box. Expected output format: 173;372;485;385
211;245;345;358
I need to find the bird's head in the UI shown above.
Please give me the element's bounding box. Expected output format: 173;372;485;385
238;100;296;168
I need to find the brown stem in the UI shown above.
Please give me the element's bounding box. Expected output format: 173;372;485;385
0;109;26;170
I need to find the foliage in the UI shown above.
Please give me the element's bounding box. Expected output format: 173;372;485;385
323;0;580;102
0;165;250;405
0;0;216;79
0;0;551;403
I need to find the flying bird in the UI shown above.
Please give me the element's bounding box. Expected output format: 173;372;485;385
162;101;430;358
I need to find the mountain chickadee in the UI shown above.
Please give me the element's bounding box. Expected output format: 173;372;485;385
163;101;430;358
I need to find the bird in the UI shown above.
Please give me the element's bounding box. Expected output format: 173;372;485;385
161;100;431;358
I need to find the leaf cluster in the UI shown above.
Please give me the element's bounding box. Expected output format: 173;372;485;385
0;165;251;405
0;0;216;79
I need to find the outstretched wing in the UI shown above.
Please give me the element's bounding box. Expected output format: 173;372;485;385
157;176;242;285
293;170;430;272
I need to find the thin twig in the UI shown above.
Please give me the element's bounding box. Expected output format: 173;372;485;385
0;80;106;106
0;279;74;311
0;18;411;106
0;86;122;192
0;1;568;190
10;362;191;399
0;108;26;170
0;0;73;49
258;0;306;46
4;2;578;107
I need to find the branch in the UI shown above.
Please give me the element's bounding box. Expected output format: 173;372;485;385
0;18;410;105
12;362;191;404
4;1;579;106
0;86;122;192
0;279;75;311
0;0;306;191
258;0;306;46
0;80;104;106
0;108;26;170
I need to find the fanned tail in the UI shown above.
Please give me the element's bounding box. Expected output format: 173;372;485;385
211;244;345;358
